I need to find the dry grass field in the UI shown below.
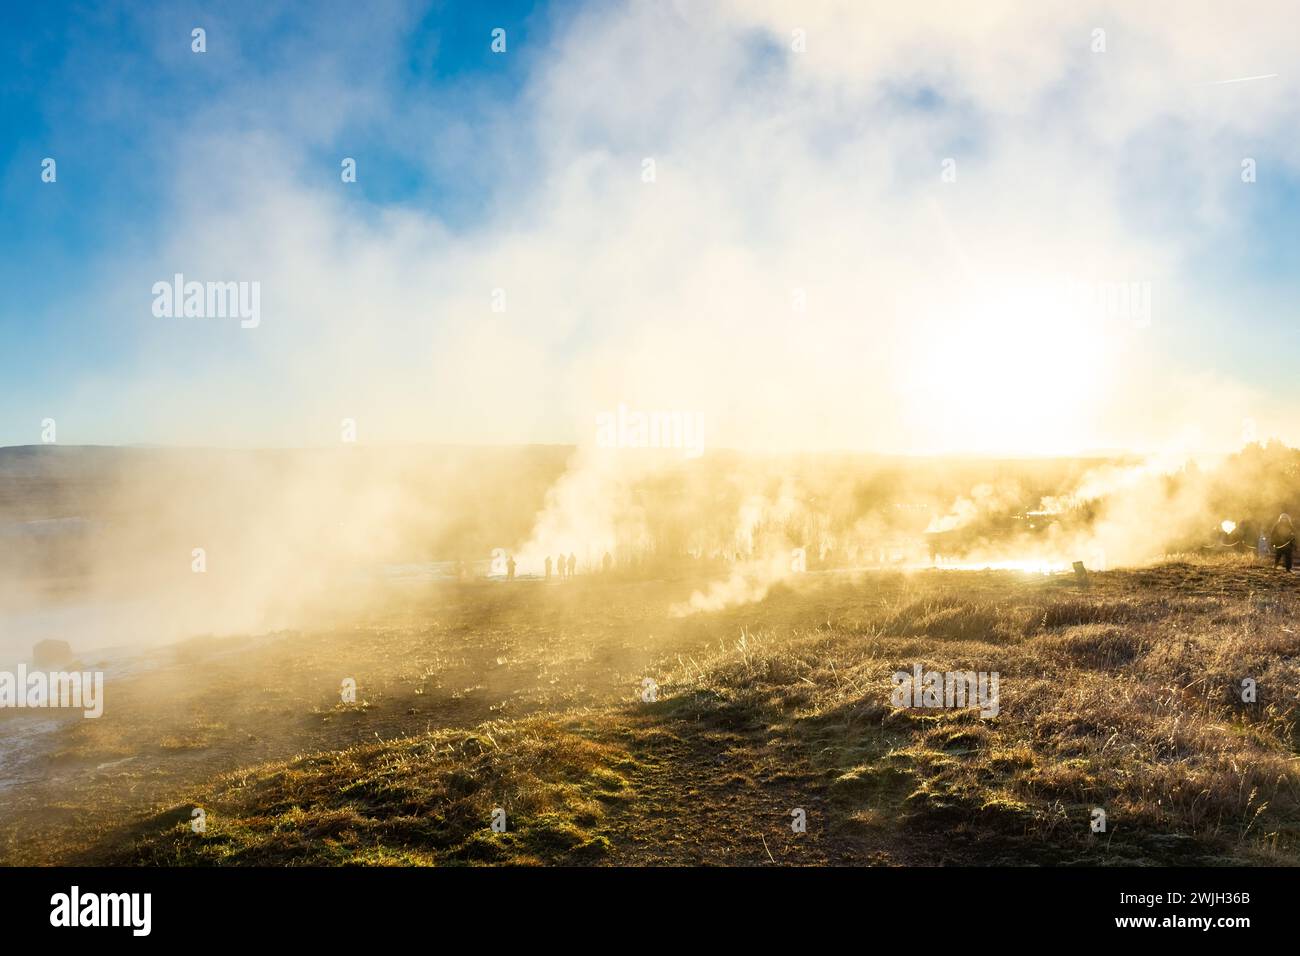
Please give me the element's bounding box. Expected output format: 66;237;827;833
3;552;1297;866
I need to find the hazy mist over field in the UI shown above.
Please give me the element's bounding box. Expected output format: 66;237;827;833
10;0;1300;651
5;438;1300;665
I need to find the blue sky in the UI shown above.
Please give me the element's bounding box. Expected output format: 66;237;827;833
3;1;1300;454
1;0;558;444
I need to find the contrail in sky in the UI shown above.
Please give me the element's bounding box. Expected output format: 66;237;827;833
1205;73;1279;85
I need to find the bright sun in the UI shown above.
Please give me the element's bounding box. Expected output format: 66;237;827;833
898;280;1114;455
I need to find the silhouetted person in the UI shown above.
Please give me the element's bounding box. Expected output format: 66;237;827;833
1238;519;1256;551
1271;513;1295;571
545;555;553;580
506;554;516;581
567;553;577;578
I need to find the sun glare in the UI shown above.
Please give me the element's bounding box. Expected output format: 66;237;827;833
899;281;1111;454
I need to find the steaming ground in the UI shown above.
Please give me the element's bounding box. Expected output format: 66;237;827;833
3;555;1298;866
4;444;1300;864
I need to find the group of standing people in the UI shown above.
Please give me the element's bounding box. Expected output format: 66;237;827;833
1213;514;1296;571
545;553;578;580
485;550;617;582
